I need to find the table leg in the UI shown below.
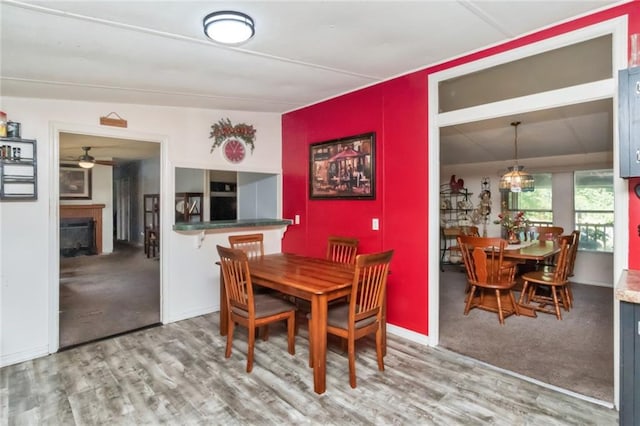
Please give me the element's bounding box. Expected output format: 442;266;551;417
311;294;328;394
219;266;228;336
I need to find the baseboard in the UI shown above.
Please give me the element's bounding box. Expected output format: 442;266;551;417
167;304;219;323
1;345;49;368
572;279;613;288
387;323;431;346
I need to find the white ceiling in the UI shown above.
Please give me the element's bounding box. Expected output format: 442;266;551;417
0;1;623;164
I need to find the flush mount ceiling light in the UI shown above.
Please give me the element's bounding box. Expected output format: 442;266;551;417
499;121;535;193
203;11;255;45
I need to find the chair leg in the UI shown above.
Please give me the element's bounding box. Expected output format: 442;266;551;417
464;285;476;315
519;281;530;305
247;325;256;373
225;320;235;358
261;325;269;341
508;290;520;316
550;287;562;320
348;335;357;388
375;326;385;372
495;289;505;325
308;317;313;368
287;313;295;355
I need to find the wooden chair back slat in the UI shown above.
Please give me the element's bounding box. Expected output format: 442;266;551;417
524;226;564;242
218;245;254;316
229;233;264;259
351;250;393;325
326;236;359;264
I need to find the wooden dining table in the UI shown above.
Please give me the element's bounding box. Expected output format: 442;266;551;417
218;252;365;394
503;239;561;262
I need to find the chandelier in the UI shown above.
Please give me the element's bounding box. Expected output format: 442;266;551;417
499;121;535;193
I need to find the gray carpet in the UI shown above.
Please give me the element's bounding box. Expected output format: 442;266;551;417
59;242;160;348
439;267;614;403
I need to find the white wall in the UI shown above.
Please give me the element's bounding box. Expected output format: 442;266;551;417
0;96;282;367
441;151;614;287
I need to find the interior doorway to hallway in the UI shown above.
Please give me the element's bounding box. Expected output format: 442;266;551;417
58;133;161;348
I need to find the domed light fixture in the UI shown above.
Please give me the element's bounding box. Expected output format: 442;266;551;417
78;146;95;169
499;121;535;193
203;11;255;45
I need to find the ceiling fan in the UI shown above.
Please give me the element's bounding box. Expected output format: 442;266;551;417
72;146;116;168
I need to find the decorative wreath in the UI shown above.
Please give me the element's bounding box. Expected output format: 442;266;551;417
209;118;256;154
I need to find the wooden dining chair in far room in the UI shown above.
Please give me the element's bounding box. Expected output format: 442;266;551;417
228;233;264;258
447;225;479;265
523;225;564;242
519;238;572;320
308;249;394;388
326;235;359;264
542;231;580;308
216;245;296;373
457;236;519;325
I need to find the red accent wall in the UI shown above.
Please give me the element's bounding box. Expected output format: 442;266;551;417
282;2;640;335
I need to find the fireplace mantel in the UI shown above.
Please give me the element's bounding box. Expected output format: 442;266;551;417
60;204;105;254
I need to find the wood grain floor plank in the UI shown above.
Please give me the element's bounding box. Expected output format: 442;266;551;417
3;312;618;425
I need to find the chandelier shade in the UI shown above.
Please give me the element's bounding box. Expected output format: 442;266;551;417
499;121;534;193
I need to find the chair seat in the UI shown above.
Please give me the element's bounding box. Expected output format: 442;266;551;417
231;293;296;319
521;270;567;286
307;302;378;329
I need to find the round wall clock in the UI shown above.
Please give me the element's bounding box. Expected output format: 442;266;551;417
223;138;246;163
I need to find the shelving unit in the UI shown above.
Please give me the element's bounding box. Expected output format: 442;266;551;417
440;186;473;270
0;137;37;200
175;192;203;223
144;194;159;258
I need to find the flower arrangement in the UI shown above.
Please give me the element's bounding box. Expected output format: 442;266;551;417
494;209;529;232
209;118;256;154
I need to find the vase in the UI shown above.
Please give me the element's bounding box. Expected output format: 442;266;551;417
507;230;520;245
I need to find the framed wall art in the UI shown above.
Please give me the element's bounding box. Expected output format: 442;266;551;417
309;132;375;200
60;164;92;200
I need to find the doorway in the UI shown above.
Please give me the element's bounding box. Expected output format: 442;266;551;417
427;18;627;405
57;132;162;348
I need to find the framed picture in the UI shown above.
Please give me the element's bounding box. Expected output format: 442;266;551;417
309;132;375;200
60;164;92;199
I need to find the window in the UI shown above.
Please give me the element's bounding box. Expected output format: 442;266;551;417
504;173;553;225
574;170;614;252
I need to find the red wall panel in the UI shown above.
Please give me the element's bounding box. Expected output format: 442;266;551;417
282;2;639;337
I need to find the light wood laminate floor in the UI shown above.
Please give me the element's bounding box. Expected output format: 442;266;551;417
1;313;617;425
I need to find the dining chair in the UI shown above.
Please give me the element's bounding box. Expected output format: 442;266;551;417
542;231;580;308
308;249;394;388
216;245;296;373
326;235;359;264
447;225;479;265
228;233;264;258
524;225;564;242
519;238;571;320
457;236;519;325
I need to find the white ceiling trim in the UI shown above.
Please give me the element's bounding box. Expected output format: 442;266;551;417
436;79;615;127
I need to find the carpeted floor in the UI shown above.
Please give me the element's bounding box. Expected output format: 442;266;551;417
439;267;614;403
59;242;160;349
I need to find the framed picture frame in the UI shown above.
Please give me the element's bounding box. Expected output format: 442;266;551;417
60;164;92;200
309;132;375;200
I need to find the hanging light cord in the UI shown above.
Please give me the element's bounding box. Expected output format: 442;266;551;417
511;121;521;166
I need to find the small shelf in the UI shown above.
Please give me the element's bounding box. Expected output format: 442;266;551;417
175;192;203;223
0;137;37;201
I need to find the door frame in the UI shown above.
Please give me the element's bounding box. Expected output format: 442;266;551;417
48;122;168;353
427;17;628;407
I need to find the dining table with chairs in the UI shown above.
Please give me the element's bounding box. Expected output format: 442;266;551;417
217;235;393;395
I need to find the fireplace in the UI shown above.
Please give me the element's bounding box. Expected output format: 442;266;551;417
60;204;105;254
60;217;96;257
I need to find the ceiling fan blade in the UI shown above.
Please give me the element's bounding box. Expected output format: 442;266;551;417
94;160;117;166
